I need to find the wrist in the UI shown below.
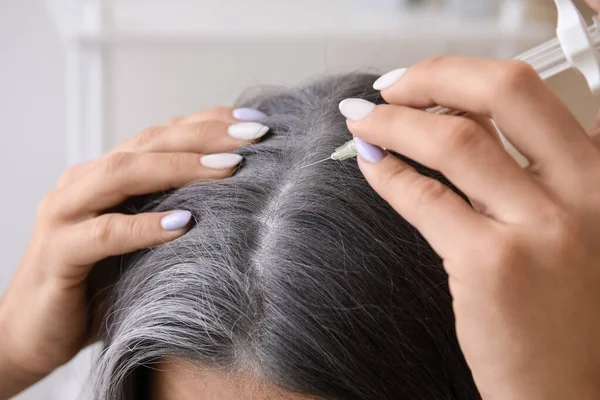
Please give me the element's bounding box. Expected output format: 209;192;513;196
0;296;47;398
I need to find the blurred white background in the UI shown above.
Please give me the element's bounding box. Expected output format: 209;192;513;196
1;0;599;398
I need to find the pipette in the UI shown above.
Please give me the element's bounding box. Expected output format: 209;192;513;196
331;0;600;163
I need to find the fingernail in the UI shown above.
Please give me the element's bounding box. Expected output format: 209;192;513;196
339;99;376;121
355;137;385;163
373;68;407;91
228;122;270;140
161;210;192;231
200;153;243;169
233;108;267;122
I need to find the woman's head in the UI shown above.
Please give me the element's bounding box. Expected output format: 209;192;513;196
95;74;479;399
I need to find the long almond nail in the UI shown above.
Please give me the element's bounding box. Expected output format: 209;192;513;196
200;153;243;169
339;99;376;121
373;68;407;90
161;210;192;231
228;122;270;140
355;137;385;163
233;108;267;122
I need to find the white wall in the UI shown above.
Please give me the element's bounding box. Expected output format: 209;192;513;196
0;0;65;291
0;0;73;399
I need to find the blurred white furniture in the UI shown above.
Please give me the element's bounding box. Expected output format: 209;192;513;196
45;0;553;166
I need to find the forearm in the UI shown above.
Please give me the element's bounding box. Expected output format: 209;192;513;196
0;300;47;399
0;358;44;399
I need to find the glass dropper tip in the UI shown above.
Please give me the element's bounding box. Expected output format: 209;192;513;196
331;139;358;161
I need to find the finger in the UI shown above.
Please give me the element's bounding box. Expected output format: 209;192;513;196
65;210;193;265
56;152;242;217
166;106;238;126
356;151;488;259
375;56;593;173
114;120;269;154
58;119;261;188
55;160;94;190
343;102;552;220
167;106;267;126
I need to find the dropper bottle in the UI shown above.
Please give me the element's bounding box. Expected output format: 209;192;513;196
332;0;600;163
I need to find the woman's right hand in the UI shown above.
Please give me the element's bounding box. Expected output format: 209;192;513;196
344;55;600;399
0;106;269;398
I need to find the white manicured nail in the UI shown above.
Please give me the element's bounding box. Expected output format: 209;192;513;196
373;68;407;91
161;210;192;231
200;153;243;169
228;122;270;140
339;99;376;121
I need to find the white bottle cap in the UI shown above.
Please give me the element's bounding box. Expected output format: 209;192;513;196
555;0;600;95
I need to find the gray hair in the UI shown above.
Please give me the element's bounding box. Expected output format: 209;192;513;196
93;74;480;399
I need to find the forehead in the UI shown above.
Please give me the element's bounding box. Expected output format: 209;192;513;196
151;358;315;400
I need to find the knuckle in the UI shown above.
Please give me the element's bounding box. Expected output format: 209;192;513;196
410;177;452;210
539;207;582;259
56;165;82;188
134;126;163;148
104;152;133;175
166;153;190;171
37;191;59;218
379;160;415;190
437;118;483;159
92;215;116;247
482;233;522;273
190;121;213;137
380;159;452;211
496;60;538;95
127;216;147;239
537;203;570;226
167;115;185;125
423;55;451;70
207;106;230;116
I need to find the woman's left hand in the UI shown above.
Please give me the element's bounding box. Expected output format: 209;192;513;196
340;56;600;400
0;106;268;398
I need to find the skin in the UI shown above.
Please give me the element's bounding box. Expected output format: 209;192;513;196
152;359;313;400
352;67;600;399
1;2;600;398
347;3;600;397
0;106;256;398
